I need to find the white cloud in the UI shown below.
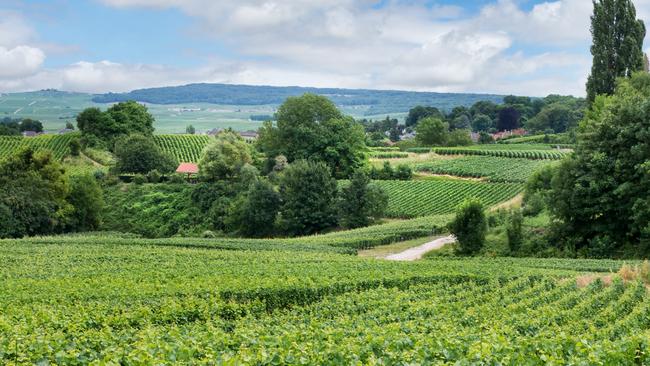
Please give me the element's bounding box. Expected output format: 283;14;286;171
0;46;45;78
7;0;640;96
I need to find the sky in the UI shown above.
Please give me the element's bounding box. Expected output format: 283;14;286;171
2;0;650;97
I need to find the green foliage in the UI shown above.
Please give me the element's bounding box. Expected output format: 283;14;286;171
186;124;196;134
405;105;445;127
472;113;494;132
497;106;521;131
586;0;646;103
548;73;650;255
373;180;522;218
225;179;281;237
77;101;155;148
68;137;81;156
525;103;581;133
114;134;175;174
416;117;448;146
279;160;338;236
478;131;494;144
66;174;103;231
447;129;473;146
450;199;487;255
258;94;366;178
198;131;252;182
338;171;388;228
507;209;524;253
0;148;72;238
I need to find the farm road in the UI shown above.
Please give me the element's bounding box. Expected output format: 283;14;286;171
385;235;456;261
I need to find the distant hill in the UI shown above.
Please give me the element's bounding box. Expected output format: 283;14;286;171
92;83;504;115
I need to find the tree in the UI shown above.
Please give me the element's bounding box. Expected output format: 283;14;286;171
416;117;448;146
525;103;578;133
279;160;338;236
0;148;72;238
471;114;494;132
69;138;81;156
114;135;175;174
450;115;471;130
446;129;473;147
470;100;499;120
257;94;366;178
405;106;444;127
338;171;388;228
478;132;494;144
507;210;524;253
65;122;75;130
450;199;487;255
186;125;196;134
67;174;103;231
225;179;280;237
548;73;650;256
496;106;521;131
586;0;646;104
199;131;252;182
19;118;43;132
77;101;155;148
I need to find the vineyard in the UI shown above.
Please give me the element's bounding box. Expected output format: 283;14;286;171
0;133;79;161
414;156;557;182
153;135;212;163
0;238;647;364
373;179;522;217
410;147;568;160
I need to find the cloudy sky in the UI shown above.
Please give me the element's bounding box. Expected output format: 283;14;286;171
2;0;650;96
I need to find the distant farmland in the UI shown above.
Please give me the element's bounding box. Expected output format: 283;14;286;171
1;85;504;134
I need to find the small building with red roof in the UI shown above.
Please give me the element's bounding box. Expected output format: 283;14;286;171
176;162;199;179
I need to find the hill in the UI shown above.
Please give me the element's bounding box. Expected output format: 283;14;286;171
92;83;504;115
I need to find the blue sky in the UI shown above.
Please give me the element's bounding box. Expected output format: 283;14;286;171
1;0;650;96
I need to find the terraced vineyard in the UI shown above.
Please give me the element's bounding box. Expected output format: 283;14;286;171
430;147;567;160
0;133;79;161
415;156;557;182
153;134;212;163
374;179;522;217
0;238;647;364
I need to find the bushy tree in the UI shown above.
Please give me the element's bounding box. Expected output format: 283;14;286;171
507;209;524;253
186;125;196;134
416;117;448;146
67;174;103;231
0;148;72;238
446;129;473;147
450;199;487;255
478;132;494;144
525;103;578;133
406;106;444;127
114;135;175;175
586;0;646;104
338;171;388;228
199;131;252;182
225;179;280;237
548;73;650;256
257;94;366;178
19;118;43;132
471;114;494;132
279;160;338;236
496;107;521;131
77;101;155;148
69;138;81;156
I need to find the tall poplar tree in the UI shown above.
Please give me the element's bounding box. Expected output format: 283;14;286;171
586;0;646;104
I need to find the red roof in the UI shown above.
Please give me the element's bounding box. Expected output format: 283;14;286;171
176;163;199;174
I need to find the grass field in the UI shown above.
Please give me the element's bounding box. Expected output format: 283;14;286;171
0;236;647;364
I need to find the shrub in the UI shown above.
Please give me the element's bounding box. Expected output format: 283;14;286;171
133;174;146;185
147;169;161;183
506;210;524;253
450;199;487;255
69;138;81;156
338;171;388;229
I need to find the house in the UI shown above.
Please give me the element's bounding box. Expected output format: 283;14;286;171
58;128;75;135
206;128;223;136
491;129;527;141
239;131;258;143
176;162;199;180
22;131;40;137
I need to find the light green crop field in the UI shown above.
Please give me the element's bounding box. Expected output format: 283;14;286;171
0;92;386;134
0;234;647;364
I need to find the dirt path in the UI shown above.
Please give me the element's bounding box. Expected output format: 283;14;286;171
385;235;456;261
